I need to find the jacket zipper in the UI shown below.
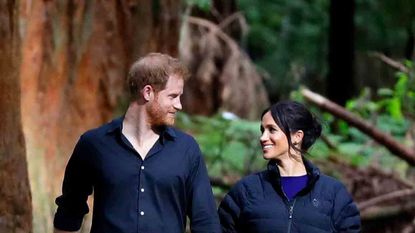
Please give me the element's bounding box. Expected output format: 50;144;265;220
287;198;297;233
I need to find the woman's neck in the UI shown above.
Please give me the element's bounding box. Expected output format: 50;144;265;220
276;155;307;177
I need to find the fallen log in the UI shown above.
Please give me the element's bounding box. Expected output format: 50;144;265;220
361;200;415;220
358;189;415;210
301;88;415;166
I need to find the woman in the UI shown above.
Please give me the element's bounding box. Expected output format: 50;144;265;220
218;100;360;233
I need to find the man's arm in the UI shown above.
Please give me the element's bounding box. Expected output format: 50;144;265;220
53;136;93;231
187;142;221;233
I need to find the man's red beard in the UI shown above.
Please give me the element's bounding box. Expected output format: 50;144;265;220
146;99;175;127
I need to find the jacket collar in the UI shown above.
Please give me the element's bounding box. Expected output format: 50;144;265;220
267;157;320;196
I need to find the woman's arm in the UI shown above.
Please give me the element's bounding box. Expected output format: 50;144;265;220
218;188;244;233
332;184;361;232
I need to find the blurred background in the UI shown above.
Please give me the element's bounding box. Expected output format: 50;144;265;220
1;0;415;232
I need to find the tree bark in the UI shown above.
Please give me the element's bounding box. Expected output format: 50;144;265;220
17;0;182;232
0;0;32;232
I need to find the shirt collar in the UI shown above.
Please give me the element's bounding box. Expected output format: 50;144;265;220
106;116;124;134
106;116;177;142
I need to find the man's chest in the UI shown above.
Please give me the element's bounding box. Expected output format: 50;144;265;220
90;142;192;191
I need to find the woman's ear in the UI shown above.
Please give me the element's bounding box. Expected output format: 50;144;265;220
142;85;154;101
292;130;304;145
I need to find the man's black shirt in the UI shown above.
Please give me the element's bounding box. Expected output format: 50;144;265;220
54;117;220;233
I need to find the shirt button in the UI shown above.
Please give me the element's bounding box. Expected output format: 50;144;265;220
141;165;145;170
140;188;145;192
140;211;145;216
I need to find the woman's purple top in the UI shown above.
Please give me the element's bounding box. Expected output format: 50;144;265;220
281;175;308;200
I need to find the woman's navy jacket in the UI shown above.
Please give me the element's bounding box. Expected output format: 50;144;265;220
218;159;361;233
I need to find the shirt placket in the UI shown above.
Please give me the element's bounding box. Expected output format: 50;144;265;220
136;144;162;233
137;159;146;232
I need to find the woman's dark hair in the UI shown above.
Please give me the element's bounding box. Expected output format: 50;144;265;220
261;100;322;153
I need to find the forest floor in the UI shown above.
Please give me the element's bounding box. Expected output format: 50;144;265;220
316;156;415;233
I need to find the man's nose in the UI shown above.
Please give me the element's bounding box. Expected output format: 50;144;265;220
174;99;182;110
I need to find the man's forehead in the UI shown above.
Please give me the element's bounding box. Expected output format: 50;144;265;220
165;75;184;87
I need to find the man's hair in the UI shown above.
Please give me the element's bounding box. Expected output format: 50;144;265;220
127;53;190;98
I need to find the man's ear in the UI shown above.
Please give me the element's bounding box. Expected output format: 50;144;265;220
142;85;154;101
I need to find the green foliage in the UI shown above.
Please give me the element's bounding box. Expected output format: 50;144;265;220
237;0;330;100
355;0;415;52
285;60;414;172
347;61;415;122
307;140;330;160
322;63;414;169
235;0;415;101
176;112;265;178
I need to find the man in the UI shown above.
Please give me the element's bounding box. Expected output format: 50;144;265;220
54;53;221;233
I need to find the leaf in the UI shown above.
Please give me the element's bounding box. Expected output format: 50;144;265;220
385;97;403;120
377;88;394;97
394;73;408;99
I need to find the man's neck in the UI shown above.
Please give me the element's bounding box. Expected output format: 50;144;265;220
122;102;160;159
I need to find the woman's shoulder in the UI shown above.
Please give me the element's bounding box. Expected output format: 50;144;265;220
227;170;270;196
235;170;269;186
313;173;353;199
221;171;268;208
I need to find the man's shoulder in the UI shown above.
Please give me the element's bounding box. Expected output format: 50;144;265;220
168;127;197;143
81;117;122;141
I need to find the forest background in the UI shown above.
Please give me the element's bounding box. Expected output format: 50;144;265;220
0;0;415;232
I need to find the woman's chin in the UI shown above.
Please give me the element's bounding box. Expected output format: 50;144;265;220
262;153;274;160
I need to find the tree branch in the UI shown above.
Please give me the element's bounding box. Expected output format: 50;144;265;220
361;200;415;220
186;16;239;51
358;189;415;210
301;88;415;166
370;52;409;73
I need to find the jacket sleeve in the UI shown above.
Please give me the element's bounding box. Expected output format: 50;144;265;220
53;135;94;231
186;141;221;233
218;185;244;233
332;183;361;232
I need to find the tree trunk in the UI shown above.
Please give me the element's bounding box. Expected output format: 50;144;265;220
327;0;355;106
405;25;414;60
0;0;32;232
18;0;182;232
